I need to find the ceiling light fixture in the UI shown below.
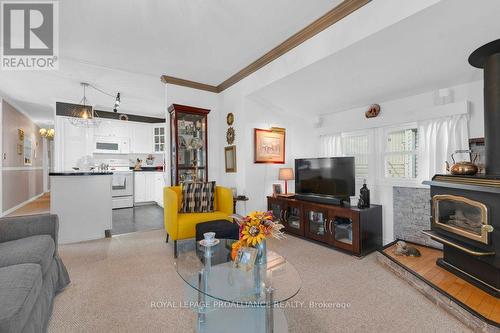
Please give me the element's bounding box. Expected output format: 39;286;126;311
39;128;55;139
69;83;101;128
113;92;121;112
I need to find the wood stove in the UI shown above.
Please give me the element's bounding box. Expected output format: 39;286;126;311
424;175;499;296
423;40;500;297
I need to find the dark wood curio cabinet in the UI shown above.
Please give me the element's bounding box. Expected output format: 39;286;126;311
169;104;210;185
267;196;383;256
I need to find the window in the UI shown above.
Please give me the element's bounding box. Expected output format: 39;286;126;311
342;134;369;180
384;127;418;179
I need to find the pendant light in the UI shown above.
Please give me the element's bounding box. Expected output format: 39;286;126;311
69;83;100;128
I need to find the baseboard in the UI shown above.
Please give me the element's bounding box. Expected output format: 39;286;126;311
1;192;46;217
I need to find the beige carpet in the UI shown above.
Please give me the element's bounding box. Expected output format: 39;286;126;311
48;230;471;333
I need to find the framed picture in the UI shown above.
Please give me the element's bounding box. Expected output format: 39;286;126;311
254;128;285;164
225;145;237;173
272;183;282;197
23;137;32;166
233;246;257;272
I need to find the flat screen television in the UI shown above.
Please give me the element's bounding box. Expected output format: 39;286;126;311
295;157;355;205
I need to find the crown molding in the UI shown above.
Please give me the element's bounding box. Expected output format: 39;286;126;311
161;0;371;94
160;75;219;93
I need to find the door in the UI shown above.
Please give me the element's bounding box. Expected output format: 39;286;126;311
132;123;153;153
283;201;303;236
304;205;329;243
329;209;360;253
94;137;121;154
111;172;133;197
134;172;146;203
154;172;165;207
267;197;285;223
153;125;166;153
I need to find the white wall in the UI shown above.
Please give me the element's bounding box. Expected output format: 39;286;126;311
316;80;484;244
162;0;454;231
319;80;484;138
218;97;318;213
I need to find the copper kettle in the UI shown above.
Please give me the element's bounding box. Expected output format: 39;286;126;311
445;150;479;175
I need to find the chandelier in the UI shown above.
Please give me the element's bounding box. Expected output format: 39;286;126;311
39;128;55;139
68;83;101;128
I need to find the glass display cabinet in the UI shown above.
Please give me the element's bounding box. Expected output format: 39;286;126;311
169;104;210;185
267;198;304;236
304;205;329;243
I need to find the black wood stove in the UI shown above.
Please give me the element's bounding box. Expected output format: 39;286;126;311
423;40;500;297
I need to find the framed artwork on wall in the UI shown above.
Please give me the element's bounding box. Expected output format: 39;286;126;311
254;128;285;164
225;145;237;173
23;137;32;166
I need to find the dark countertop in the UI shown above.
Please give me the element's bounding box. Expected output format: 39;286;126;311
49;172;114;176
131;167;164;172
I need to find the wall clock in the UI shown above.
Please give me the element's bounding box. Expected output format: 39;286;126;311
226;113;234;126
226;127;235;144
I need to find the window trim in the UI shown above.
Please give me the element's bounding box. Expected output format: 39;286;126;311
340;130;375;184
381;123;419;181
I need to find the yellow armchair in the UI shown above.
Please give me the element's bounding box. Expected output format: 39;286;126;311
164;185;233;256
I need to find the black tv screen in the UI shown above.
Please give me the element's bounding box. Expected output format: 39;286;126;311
295;157;355;198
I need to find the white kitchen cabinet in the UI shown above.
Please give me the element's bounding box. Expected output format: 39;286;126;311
134;172;165;206
59;117;95;170
152;125;166;153
134;172;148;203
94;119;130;138
154;172;165;208
131;123;153;154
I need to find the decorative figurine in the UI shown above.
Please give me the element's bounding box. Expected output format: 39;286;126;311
394;241;421;257
357;180;370;209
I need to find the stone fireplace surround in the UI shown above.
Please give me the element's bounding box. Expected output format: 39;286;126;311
393;186;442;248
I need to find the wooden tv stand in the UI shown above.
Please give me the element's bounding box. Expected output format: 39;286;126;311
267;196;383;256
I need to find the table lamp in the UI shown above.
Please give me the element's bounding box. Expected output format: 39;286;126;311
278;168;294;196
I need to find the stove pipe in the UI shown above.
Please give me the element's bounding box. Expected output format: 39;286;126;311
469;39;500;175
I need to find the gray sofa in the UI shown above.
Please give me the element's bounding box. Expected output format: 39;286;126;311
0;214;70;333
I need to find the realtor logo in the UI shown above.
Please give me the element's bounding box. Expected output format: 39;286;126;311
1;1;59;70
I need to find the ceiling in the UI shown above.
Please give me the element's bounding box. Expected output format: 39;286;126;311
0;0;341;125
60;0;341;85
252;0;500;116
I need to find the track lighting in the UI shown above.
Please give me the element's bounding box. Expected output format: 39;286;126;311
113;92;121;112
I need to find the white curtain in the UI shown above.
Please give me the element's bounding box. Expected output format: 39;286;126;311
320;133;343;157
418;114;470;181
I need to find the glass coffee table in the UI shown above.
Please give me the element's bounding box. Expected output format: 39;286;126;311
174;239;301;333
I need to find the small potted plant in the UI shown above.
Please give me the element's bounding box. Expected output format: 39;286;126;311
146;154;155;165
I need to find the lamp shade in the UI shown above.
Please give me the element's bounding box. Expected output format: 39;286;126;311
278;168;294;181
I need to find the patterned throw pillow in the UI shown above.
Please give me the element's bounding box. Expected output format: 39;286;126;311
181;181;216;213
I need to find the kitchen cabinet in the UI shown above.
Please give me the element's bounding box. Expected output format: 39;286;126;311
59;117;95;170
152;125;166;153
154;172;165;207
132;123;153;153
134;172;148;203
134;172;164;206
94;119;130;138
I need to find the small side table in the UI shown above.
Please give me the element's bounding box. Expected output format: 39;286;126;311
233;196;249;213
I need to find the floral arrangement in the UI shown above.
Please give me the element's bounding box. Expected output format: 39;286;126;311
231;211;285;259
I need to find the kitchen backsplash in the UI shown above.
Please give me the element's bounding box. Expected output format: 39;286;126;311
94;153;164;167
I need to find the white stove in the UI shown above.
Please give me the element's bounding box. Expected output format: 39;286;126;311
97;159;134;209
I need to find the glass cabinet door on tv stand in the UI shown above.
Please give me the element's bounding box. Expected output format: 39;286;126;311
169;104;210;185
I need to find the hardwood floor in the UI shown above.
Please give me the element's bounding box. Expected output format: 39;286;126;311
7;193;50;217
383;243;500;324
